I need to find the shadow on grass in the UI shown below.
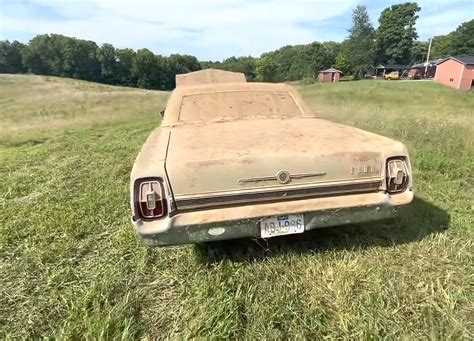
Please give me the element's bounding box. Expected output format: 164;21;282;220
193;196;450;264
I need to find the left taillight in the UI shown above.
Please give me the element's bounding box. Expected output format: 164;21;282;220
134;178;168;220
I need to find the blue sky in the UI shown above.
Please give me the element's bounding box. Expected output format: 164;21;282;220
1;0;473;60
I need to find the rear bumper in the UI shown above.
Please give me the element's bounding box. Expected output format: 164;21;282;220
132;190;413;246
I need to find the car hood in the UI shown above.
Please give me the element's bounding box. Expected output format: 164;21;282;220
165;117;404;200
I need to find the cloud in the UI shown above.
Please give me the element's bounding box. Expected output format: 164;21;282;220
1;0;471;59
1;0;356;59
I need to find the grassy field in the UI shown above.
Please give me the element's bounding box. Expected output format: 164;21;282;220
1;75;473;339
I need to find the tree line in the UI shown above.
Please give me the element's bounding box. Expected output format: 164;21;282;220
0;34;200;90
1;2;473;88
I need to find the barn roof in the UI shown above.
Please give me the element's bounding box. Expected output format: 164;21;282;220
438;55;474;66
319;68;342;73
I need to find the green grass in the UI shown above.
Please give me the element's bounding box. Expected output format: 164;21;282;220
1;76;473;338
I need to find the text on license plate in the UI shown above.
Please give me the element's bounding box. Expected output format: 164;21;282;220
260;214;305;238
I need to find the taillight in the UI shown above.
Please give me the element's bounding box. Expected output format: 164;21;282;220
135;178;168;220
386;158;409;193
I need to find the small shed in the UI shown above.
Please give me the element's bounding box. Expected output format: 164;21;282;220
318;68;341;83
434;55;474;91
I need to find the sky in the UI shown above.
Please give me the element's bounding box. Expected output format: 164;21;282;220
0;0;473;60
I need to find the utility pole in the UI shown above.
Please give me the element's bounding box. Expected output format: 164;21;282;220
424;37;433;77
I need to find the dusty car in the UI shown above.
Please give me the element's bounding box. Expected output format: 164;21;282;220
130;69;413;246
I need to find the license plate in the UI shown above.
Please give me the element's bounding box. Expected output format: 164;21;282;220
260;214;305;238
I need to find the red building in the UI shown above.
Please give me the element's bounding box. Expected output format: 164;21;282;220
434;56;474;91
318;68;341;83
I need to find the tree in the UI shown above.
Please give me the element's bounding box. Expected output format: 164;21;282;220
448;19;474;56
335;51;350;74
116;48;136;85
0;40;26;73
96;43;117;83
345;5;375;77
21;34;59;75
168;54;201;87
62;37;100;80
411;40;429;63
257;42;332;82
21;34;100;80
430;35;451;59
131;48;158;88
375;2;421;65
255;55;278;82
322;41;341;67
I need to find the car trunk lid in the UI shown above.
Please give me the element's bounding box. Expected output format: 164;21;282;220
166;118;390;208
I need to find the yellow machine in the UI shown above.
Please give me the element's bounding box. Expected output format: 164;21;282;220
384;71;400;80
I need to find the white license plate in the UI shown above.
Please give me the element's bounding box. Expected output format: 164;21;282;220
260;214;305;238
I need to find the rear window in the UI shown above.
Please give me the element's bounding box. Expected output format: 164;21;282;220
179;91;303;122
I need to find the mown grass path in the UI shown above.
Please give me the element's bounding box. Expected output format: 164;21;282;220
1;76;473;338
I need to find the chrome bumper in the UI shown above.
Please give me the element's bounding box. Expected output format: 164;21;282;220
132;190;414;246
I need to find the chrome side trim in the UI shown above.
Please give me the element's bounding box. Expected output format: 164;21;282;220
175;180;382;211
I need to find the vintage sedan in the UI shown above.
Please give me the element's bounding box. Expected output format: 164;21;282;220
130;69;413;246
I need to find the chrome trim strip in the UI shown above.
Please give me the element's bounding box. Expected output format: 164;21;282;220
175;180;382;211
238;170;327;184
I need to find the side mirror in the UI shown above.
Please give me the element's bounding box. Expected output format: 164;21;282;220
159;109;165;118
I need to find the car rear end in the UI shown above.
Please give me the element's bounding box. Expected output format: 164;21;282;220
130;119;414;246
130;154;413;247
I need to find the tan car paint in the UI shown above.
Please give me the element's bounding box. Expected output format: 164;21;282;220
130;69;413;246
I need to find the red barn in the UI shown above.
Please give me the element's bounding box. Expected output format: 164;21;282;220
318;68;341;83
434;56;474;91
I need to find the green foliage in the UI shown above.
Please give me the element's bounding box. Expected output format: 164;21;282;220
447;19;474;56
21;34;100;80
168;54;201;87
419;19;474;61
0;40;26;73
131;49;159;89
430;35;451;59
345;5;375;77
2;34;200;90
255;55;278;82
334;51;350;74
115;48;136;85
410;40;429;63
261;42;333;81
96;43;118;83
375;2;421;64
322;41;342;67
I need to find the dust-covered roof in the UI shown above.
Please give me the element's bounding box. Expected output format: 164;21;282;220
175;69;246;87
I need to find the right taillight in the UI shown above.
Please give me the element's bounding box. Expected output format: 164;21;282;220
386;158;409;193
135;178;168;220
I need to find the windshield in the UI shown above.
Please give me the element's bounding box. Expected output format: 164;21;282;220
178;91;303;122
